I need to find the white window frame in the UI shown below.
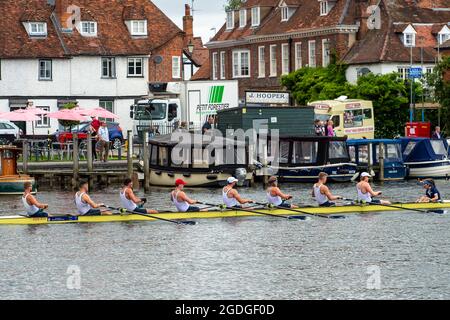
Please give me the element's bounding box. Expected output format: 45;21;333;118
404;33;415;47
281;43;290;75
320;1;329;16
127;58;144;77
101;57;116;78
281;6;289;22
258;46;265;78
172;56;181;79
397;66;410;80
99;100;115;122
438;33;450;45
220;51;226;79
294;42;302;70
239;9;247;28
29;22;47;36
35;106;50;128
80;21;97;36
232;50;251;78
251;7;260;27
226;11;235;30
308;40;316;67
212;52;219;80
322;39;330;67
270;45;277;77
130;20;147;36
38;59;52;81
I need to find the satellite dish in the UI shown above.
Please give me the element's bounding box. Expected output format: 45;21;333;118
153;55;163;65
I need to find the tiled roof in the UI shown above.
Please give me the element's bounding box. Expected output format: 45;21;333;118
191;59;211;80
441;39;450;49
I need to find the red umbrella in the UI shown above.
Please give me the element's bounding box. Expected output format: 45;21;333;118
0;109;40;121
80;107;119;119
48;109;88;121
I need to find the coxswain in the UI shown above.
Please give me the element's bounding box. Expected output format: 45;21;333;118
22;182;49;217
417;180;441;203
312;172;343;207
75;181;111;216
356;172;391;205
171;179;204;212
223;177;254;209
120;178;158;214
266;176;297;208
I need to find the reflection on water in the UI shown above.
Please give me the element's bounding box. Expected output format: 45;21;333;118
0;180;449;299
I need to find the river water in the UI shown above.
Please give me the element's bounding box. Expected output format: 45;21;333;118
0;180;449;300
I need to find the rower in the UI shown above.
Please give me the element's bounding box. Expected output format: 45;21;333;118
417;180;441;203
171;179;203;212
312;172;343;207
356;172;391;205
120;178;158;214
266;176;297;208
22;182;49;217
75;181;112;216
223;177;254;209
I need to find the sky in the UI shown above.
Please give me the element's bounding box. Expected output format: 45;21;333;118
152;0;227;43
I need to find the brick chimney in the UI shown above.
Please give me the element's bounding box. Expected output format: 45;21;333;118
183;4;194;42
55;0;72;29
357;1;370;40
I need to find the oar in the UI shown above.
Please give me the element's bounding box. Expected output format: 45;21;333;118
197;202;308;221
253;202;346;219
106;206;197;225
344;199;446;215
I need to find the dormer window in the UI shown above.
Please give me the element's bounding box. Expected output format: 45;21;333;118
281;6;290;22
29;22;47;36
251;7;260;27
130;20;147;36
320;1;329;16
239;9;247;28
403;25;416;47
226;11;234;30
80;21;97;36
438;26;450;45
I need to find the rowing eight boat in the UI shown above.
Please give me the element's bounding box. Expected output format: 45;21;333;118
0;202;449;225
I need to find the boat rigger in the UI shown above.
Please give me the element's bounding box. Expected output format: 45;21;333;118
0;202;449;226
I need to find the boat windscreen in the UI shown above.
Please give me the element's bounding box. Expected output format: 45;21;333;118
329;141;349;159
430;140;447;156
403;141;416;156
376;144;402;162
292;141;318;164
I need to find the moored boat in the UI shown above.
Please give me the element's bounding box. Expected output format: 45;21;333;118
0;145;36;195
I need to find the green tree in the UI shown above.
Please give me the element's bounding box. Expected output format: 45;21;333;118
224;0;244;11
59;102;80;130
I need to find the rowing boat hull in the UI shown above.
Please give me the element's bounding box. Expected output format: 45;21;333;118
0;202;449;225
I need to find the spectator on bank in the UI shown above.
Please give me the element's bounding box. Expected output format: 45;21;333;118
98;122;110;162
431;126;442;140
314;120;325;136
326;120;335;137
89;117;100;160
202;116;214;135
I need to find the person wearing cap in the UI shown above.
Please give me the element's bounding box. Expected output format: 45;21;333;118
356;172;391;205
223;177;254;209
120;178;158;214
266;176;297;208
417;179;441;203
171;179;202;212
312;172;343;207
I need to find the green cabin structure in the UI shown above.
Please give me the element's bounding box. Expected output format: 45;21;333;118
216;106;315;136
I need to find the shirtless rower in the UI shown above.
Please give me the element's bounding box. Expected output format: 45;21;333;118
120;178;158;214
266;176;298;208
223;177;254;209
356;172;391;205
22;182;49;217
171;179;205;212
312;172;343;207
75;181;112;216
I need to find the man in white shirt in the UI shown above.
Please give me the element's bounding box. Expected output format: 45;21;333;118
98;122;110;162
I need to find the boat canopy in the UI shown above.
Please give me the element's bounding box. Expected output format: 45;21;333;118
398;138;449;162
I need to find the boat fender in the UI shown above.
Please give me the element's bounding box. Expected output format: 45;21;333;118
206;175;218;180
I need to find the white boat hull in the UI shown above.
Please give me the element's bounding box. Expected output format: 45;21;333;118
405;160;450;178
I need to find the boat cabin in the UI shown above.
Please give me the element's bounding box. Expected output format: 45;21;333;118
0;145;36;195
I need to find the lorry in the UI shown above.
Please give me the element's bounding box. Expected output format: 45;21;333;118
129;80;239;140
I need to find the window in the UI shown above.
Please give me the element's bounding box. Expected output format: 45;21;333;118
404;33;415;47
403;141;416;156
127;58;143;77
232;50;250;78
251;7;260;27
322;39;330;67
439;33;450;45
308;40;316;67
29;22;47;36
358;145;369;164
220;51;226;79
99;100;115;122
38;59;52;81
279;141;290;164
397;67;410;80
281;6;289;22
430;140;447;155
329;141;349;159
212;52;218;80
375;144;402;163
35;107;50;128
239;9;247;28
364;108;372;120
295;42;302;70
81;21;97;36
320;1;329;16
292;141;318;164
270;45;277;76
172;56;181;79
130;20;147;36
101;57;116;78
344;109;364;128
226;11;234;30
258;46;265;78
281;43;290;75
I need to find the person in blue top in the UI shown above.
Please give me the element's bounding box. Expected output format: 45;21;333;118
417;179;441;203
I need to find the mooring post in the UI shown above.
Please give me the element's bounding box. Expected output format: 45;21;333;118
72;134;79;191
127;130;133;179
143;131;150;193
87;131;93;172
22;139;29;175
378;142;385;182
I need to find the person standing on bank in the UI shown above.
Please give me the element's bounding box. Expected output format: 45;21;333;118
202;116;214;135
326;120;335;137
431;126;442;140
90;116;101;160
98;122;110;162
22;182;49;217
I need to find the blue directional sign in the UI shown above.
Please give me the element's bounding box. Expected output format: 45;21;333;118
409;67;423;79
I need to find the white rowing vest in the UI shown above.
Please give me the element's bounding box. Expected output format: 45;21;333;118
171;191;190;212
22;194;40;216
120;188;137;211
223;187;238;208
357;184;372;202
75;192;92;215
266;187;282;206
313;184;329;205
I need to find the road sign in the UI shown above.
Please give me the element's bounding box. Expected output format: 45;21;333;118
409;67;423;79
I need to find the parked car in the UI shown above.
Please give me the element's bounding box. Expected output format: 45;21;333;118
0;120;22;144
55;122;124;149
